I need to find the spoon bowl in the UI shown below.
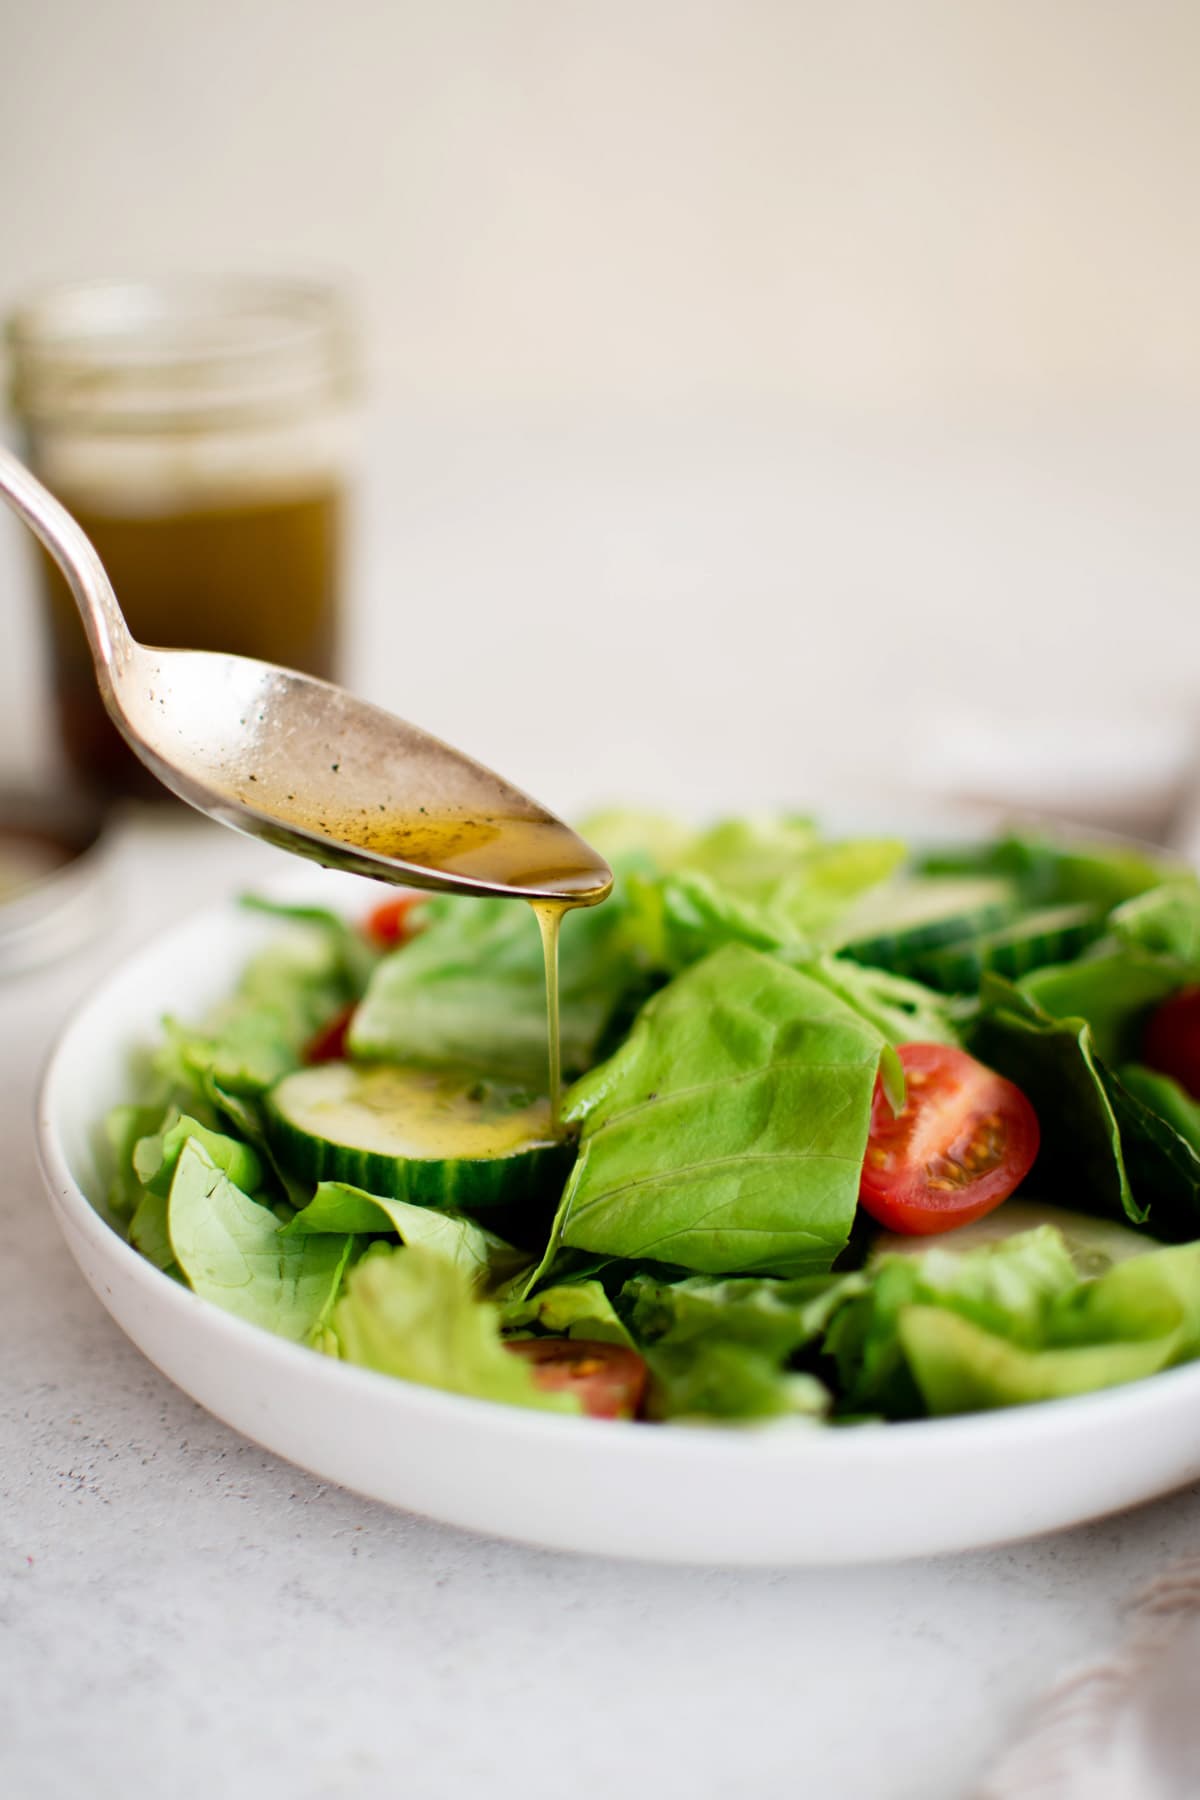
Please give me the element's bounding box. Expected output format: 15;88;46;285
0;446;612;904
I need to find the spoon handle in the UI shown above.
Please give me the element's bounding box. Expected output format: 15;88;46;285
0;444;136;679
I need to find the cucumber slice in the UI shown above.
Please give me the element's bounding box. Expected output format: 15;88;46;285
914;903;1102;992
265;1062;572;1210
841;875;1018;974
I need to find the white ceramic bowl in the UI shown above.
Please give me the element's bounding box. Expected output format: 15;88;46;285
34;871;1200;1564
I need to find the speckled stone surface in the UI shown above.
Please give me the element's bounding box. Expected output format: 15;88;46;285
6;816;1200;1800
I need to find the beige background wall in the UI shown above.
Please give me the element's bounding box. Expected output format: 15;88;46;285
4;0;1198;413
1;2;1198;814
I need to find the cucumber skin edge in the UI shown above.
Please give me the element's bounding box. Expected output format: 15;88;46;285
264;1102;576;1212
842;900;1016;975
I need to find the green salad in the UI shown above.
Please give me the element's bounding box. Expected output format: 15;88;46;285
103;814;1200;1426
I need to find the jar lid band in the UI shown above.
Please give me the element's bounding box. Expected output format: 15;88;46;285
6;276;356;433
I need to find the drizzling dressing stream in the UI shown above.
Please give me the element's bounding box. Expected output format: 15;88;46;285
335;809;611;1131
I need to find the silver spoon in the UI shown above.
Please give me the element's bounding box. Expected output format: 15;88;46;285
0;445;612;904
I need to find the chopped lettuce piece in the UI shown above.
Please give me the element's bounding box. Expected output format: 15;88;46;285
618;821;906;973
645;1342;830;1423
797;953;961;1050
202;1079;314;1210
238;894;380;991
1104;1068;1200;1241
1014;881;1200;1067
501;1278;634;1348
103;1101;167;1222
129;1188;176;1273
1020;952;1183;1068
350;819;903;1100
1108;882;1200;965
349;890;637;1087
621;868;786;975
553;945;888;1276
901;1241;1200;1414
283;1181;532;1293
579;809;697;872
679;818;904;930
973;974;1200;1240
624;1269;852;1360
1117;1065;1200;1158
970;975;1143;1225
158;920;355;1100
167;1139;352;1343
620;1267;845;1420
134;1113;265;1199
330;1245;578;1412
824;1227;1081;1416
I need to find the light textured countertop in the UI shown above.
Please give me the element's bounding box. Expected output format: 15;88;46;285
5;814;1200;1800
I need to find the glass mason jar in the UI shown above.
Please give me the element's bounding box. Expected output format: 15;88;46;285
6;276;356;800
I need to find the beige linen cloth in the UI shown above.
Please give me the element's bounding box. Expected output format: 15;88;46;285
978;1559;1200;1798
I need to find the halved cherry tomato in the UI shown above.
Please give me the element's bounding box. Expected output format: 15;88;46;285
1143;987;1200;1099
859;1043;1040;1235
364;893;423;949
504;1338;648;1420
303;1003;356;1064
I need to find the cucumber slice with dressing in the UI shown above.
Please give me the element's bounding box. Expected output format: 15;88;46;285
266;1063;573;1210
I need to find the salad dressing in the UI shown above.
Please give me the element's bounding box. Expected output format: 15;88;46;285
39;488;341;797
531;901;567;1129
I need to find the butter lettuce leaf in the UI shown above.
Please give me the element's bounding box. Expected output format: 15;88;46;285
103;1101;167;1223
618;822;906;974
624;1268;855;1359
167;1139;351;1342
349;890;637;1087
331;1244;578;1412
238;893;380;991
796;954;961;1050
972;975;1200;1239
134;1112;265;1199
824;1226;1080;1417
620;1270;850;1420
129;1188;176;1273
501;1278;634;1348
900;1240;1200;1414
158;919;357;1099
618;1224;1200;1422
1117;1064;1200;1158
1108;882;1200;965
645;1342;830;1422
1020;952;1183;1068
620;868;786;975
679;817;904;931
283;1180;532;1293
1103;1068;1200;1241
1016;881;1200;1066
552;945;888;1277
970;975;1143;1224
579;809;696;872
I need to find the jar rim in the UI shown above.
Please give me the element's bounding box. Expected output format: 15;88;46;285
6;274;355;432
